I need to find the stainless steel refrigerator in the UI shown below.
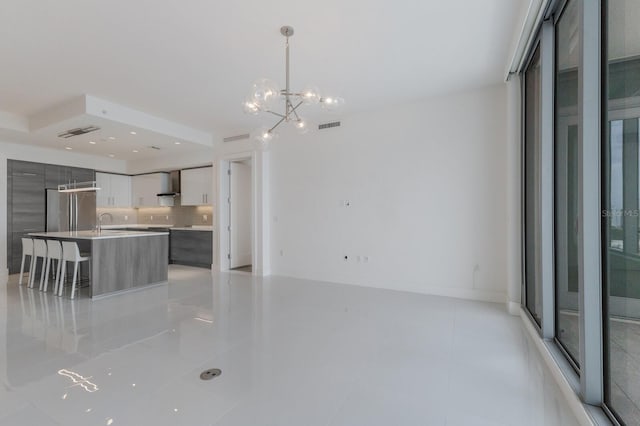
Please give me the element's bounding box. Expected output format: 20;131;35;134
46;189;96;232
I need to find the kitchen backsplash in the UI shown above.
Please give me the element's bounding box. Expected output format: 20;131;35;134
97;205;213;227
96;208;138;225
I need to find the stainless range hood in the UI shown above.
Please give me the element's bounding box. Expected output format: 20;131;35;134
157;170;180;206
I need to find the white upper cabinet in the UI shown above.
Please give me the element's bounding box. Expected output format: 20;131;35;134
132;173;169;207
95;172;111;207
180;167;213;206
96;172;132;208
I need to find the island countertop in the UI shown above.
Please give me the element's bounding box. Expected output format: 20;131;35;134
28;230;169;240
27;230;168;299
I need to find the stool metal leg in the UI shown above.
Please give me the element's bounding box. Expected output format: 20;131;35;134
70;261;79;300
18;253;28;286
58;260;67;297
41;256;51;291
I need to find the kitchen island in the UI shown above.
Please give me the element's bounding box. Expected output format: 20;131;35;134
28;230;169;299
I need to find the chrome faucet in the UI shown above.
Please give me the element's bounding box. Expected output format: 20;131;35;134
97;212;113;233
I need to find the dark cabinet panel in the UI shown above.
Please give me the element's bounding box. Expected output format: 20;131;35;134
71;167;95;183
10;232;29;273
45;164;68;188
170;230;212;268
11;169;45;232
6;165;12;270
6;160;96;274
11;160;45;176
45;165;95;187
9;161;46;274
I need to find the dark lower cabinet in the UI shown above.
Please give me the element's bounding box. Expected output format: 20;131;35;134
170;230;212;268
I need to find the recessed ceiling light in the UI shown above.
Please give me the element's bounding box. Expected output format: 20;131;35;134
132;150;139;153
89;141;96;145
174;141;181;145
108;154;115;158
108;136;116;140
130;131;137;135
65;147;72;150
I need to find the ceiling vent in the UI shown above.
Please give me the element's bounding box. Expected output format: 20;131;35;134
57;125;100;138
223;134;250;143
149;145;161;150
318;121;341;130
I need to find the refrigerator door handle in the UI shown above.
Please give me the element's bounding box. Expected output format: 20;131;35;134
68;193;73;231
75;193;79;231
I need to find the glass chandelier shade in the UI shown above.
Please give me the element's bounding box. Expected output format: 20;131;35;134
243;26;344;144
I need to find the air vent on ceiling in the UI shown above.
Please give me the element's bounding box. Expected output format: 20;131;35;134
223;134;251;143
149;145;161;150
318;121;341;130
57;125;100;138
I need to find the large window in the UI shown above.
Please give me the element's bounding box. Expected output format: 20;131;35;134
524;44;543;325
522;0;640;423
603;0;640;424
554;0;581;368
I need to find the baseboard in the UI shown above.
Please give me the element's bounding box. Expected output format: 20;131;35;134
253;267;270;277
507;301;521;316
275;273;506;304
397;284;506;303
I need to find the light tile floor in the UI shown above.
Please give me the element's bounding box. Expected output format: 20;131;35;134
0;266;580;426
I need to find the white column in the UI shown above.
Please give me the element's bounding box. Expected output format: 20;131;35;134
506;75;522;315
252;150;270;277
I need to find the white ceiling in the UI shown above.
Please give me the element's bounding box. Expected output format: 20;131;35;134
0;0;527;147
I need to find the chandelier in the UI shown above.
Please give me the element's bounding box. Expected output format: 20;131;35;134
242;26;344;145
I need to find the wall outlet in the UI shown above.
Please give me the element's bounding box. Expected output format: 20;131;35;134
203;214;208;222
166;215;169;220
124;215;128;221
150;215;153;221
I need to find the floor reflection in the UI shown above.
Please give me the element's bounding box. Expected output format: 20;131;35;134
0;266;581;426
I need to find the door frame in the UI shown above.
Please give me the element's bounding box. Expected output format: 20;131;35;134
216;150;269;276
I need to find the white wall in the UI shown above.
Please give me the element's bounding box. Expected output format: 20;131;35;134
269;84;509;303
0;140;126;282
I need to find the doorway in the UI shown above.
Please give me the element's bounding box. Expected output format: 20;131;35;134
226;159;252;272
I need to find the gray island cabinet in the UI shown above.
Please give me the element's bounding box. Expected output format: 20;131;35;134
28;230;168;299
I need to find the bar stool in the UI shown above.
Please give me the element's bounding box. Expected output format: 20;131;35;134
42;240;63;293
18;238;34;286
29;239;47;289
59;241;91;299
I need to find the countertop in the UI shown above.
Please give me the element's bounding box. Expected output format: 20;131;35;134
170;226;214;231
101;224;213;232
100;224;173;230
28;230;169;240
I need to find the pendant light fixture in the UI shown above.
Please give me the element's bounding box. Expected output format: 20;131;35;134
242;26;344;146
